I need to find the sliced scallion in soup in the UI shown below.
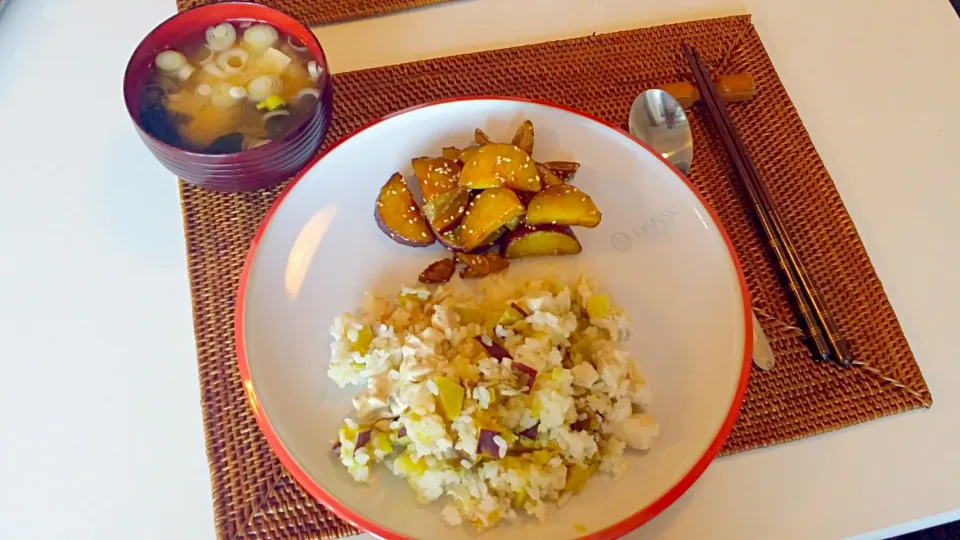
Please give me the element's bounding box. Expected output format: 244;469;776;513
138;21;323;154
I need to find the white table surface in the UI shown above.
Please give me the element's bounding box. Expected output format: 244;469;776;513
1;0;959;539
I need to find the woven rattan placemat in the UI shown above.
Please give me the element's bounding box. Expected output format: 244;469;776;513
176;0;460;26
178;14;932;539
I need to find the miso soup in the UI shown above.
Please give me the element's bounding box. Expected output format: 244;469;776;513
138;20;324;154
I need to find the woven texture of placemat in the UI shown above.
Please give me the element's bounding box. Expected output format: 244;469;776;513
176;0;459;26
178;14;932;539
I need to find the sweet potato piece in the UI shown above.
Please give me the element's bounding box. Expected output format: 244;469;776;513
354;430;372;454
475;128;493;145
459;187;524;251
483;226;510;246
459;143;541;192
513;361;537;393
517;423;538;439
502;224;582;258
375;173;435;246
525;184;602;228
436;226;499;253
497;302;528;327
511;120;535;155
434;376;465;420
477;429;505;458
516;191;536;207
474;335;513;360
459;226;509;252
543;161;580;182
458;146;480;165
437;229;467;252
422;187;469;233
441;147;462;161
510;302;530;317
457;252;510;278
482;226;510;247
412;157;461;202
418;258;457;284
536;163;564;189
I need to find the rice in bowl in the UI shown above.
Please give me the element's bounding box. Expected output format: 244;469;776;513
328;274;659;531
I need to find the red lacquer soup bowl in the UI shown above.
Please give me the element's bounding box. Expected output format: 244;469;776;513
123;2;332;192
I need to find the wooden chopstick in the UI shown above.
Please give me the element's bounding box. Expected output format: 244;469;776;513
682;43;853;367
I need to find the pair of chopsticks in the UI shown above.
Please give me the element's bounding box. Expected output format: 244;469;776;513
682;44;853;367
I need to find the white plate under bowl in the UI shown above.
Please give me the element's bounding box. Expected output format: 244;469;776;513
236;97;752;540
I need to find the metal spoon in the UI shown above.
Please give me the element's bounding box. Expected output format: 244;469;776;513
629;89;775;370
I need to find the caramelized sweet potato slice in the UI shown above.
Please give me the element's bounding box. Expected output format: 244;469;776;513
422;187;469;233
536;163;564;189
480;226;509;247
459;187;525;251
418;258;457;284
375;173;435;246
525;184;602;228
502;224;582;258
412;157;461;202
516;191;537;207
543;161;580;182
459;143;541;192
437;228;468;252
457;252;510;278
511;120;535;155
458;146;480;165
437;226;500;253
442;147;462;161
475;128;493;145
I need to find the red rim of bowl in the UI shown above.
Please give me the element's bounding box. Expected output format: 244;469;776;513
121;1;331;158
234;96;753;540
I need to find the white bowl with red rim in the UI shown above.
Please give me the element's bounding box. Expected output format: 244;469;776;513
236;97;752;539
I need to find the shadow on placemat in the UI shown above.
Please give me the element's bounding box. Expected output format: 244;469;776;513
178;14;931;539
